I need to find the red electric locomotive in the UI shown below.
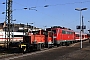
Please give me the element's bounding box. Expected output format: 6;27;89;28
47;26;75;46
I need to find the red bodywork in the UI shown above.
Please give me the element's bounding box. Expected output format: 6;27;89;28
87;34;90;39
75;32;87;41
47;27;75;45
23;30;53;45
60;29;75;41
45;31;54;45
27;35;45;44
23;30;45;44
74;32;80;41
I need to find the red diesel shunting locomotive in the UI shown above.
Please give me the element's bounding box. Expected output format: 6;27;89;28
9;29;54;52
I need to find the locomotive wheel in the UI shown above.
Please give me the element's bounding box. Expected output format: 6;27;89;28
57;44;60;47
62;42;66;46
37;44;41;51
21;47;27;53
66;42;69;46
60;42;62;46
48;44;50;48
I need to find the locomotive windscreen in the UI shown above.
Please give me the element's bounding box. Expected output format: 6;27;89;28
46;28;51;31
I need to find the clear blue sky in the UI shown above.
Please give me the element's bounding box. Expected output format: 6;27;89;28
0;0;90;33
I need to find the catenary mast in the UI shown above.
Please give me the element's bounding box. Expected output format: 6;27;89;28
6;0;13;49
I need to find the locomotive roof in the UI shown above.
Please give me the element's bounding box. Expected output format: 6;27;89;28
51;27;74;32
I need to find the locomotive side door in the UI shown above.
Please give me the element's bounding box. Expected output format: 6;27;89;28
48;31;54;44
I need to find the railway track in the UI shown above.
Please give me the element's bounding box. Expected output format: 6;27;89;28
0;40;89;60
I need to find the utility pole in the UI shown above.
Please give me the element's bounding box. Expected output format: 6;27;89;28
6;0;13;49
82;15;84;32
27;23;28;32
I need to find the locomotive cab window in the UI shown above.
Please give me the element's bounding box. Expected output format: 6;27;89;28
32;31;39;35
52;30;56;34
49;32;53;37
43;31;48;36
